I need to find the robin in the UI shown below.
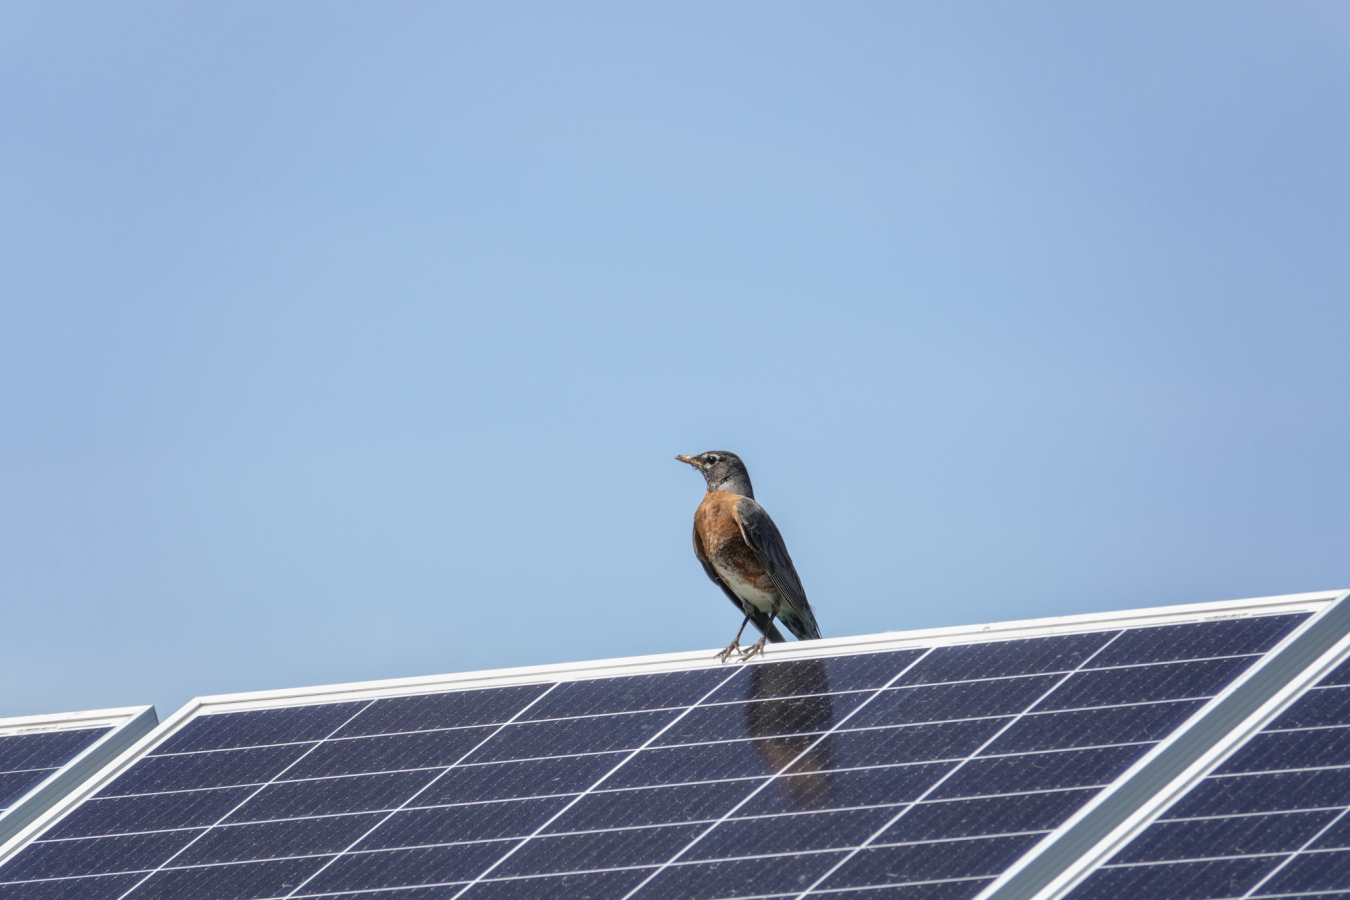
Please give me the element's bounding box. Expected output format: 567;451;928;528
676;451;822;661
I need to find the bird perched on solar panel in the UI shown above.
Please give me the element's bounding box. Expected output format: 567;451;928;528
676;451;822;661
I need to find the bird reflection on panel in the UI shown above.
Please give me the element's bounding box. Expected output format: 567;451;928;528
744;658;836;809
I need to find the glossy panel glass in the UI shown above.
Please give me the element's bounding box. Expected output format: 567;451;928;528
1066;857;1276;900
174;813;382;864
545;781;759;832
358;798;570;849
883;789;1096;842
122;857;330;900
930;745;1145;798
1086;615;1306;669
1040;657;1254;711
224;770;439;820
411;754;622;805
301;841;517;892
337;685;550;737
894;634;1115;686
822;834;1042;888
1214;727;1350;774
735;762;954;817
285;727;495;778
684;807;896;859
466;711;676;762
153;704;365;754
459;869;649;900
495;824;703;876
1269;686;1350;729
0;831;200;880
45;788;253;838
983;701;1202;754
107;744;309;795
0;729;109;774
633;851;846;899
1112;811;1335;864
849;677;1057;729
520;670;727;720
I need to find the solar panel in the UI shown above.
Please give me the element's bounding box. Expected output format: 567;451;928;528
1048;606;1350;900
0;593;1343;900
0;708;158;857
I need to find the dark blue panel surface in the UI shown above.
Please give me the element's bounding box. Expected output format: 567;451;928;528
45;788;252;838
0;831;200;880
284;727;495;778
519;671;725;719
822;834;1044;888
175;813;382;864
0;770;55;810
1085;614;1307;668
460;869;649;900
1064;630;1350;900
122;857;330;899
225;769;440;820
153;703;364;754
359;798;568;849
466;710;676;762
0;873;142;900
849;676;1058;729
109;744;309;795
894;634;1115;686
0;728;110;811
0;729;109;775
634;851;846;898
302;842;517;892
0;613;1306;900
1269;685;1350;728
495;824;703;875
883;790;1097;842
336;685;549;737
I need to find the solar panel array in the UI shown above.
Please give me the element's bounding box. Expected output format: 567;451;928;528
0;730;111;817
0;611;1312;900
1062;647;1350;900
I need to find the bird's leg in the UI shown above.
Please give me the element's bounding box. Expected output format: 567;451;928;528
717;614;753;663
739;600;780;662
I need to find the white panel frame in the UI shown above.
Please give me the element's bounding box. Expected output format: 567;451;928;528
982;588;1350;900
1017;591;1350;900
0;706;157;854
0;589;1343;886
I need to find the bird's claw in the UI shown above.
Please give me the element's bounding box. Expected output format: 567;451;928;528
716;641;743;664
738;637;769;662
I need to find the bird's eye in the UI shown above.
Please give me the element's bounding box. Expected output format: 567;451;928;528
706;455;717;464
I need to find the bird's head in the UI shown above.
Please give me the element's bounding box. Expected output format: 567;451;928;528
675;451;754;498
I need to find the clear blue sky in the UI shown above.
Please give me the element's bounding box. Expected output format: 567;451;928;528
3;3;1347;720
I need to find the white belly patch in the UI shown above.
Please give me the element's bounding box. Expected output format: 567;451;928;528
713;560;776;613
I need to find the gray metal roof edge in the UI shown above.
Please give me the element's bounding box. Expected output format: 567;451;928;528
0;706;158;855
978;588;1350;900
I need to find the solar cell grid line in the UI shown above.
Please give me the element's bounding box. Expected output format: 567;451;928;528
607;646;940;899
0;593;1333;900
778;628;1132;900
1042;601;1350;900
608;632;1124;900
274;681;567;898
0;707;158;861
101;701;381;900
436;665;748;900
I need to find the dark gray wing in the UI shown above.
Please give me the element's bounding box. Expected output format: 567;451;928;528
734;497;822;641
693;524;787;643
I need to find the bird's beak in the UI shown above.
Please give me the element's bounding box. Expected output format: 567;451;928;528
675;455;702;469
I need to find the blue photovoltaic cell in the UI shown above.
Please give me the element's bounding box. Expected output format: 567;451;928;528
0;614;1309;900
1065;647;1350;900
0;728;110;813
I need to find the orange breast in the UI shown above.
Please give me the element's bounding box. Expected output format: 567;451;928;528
695;492;775;595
